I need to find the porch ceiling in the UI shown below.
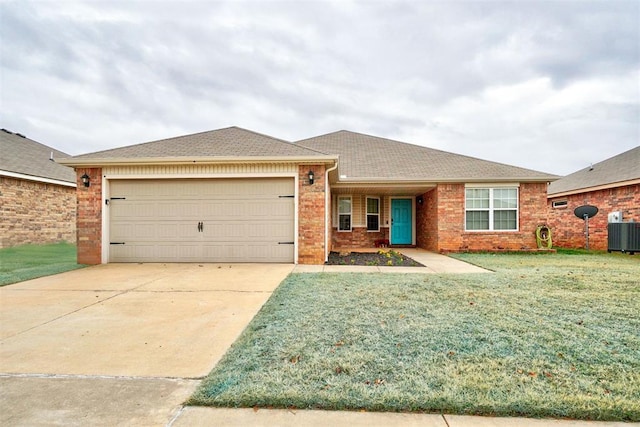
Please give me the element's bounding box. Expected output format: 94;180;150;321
330;183;436;196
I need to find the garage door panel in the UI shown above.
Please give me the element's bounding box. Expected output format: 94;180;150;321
246;223;293;239
111;201;157;218
201;243;293;263
203;223;245;238
111;222;201;241
200;222;293;240
110;244;179;262
109;178;295;263
202;201;247;217
160;202;203;218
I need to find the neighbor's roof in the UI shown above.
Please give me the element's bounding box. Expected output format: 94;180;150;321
548;145;640;196
0;129;76;185
297;130;558;182
60;127;334;166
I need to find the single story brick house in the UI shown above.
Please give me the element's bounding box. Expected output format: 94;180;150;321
0;129;77;248
58;127;557;265
547;146;640;250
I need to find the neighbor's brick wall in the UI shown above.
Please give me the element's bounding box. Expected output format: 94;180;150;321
76;168;102;264
547;184;640;250
0;176;76;248
297;165;326;264
332;227;389;249
420;182;548;252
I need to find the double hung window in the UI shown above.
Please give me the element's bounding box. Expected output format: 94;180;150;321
338;196;352;231
366;197;380;231
465;187;518;231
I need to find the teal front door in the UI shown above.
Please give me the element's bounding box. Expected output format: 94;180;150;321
391;199;412;245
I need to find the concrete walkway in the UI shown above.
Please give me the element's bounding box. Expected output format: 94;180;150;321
172;407;634;426
293;248;490;274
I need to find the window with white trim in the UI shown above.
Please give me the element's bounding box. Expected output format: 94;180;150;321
465;187;518;231
552;200;568;209
366;197;380;231
338;196;352;231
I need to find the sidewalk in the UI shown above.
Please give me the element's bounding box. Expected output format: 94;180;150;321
171;407;635;426
292;248;490;274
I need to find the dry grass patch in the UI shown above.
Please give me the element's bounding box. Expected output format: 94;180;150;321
189;253;639;421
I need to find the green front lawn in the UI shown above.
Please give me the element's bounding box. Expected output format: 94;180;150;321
0;243;86;286
190;253;640;421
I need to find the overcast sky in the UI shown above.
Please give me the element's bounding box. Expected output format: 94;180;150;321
1;0;638;176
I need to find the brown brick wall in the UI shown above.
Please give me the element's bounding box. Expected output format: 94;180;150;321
332;227;389;249
433;184;465;251
0;176;76;248
76;168;102;264
297;165;326;264
547;184;640;250
418;182;548;252
416;188;438;251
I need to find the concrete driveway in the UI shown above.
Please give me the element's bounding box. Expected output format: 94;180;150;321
0;263;293;426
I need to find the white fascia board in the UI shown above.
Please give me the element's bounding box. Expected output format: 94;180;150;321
56;155;338;167
464;182;520;188
331;180;437;187
547;178;640;199
0;170;76;188
336;176;555;184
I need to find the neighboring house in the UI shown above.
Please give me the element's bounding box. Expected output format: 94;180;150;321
547;146;640;250
58;127;557;265
0;129;77;248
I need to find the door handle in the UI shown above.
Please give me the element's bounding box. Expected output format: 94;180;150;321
200;222;204;232
197;222;203;232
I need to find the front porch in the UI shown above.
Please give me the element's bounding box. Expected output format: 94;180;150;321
329;183;435;253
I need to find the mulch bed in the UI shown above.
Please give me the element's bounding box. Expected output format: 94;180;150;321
326;250;424;267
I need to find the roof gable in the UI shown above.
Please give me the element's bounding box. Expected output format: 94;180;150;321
68;126;329;161
548;145;640;195
297;130;557;182
0;129;75;184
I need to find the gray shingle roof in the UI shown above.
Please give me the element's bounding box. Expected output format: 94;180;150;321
0;129;75;184
297;130;557;182
69;126;329;160
548;145;640;196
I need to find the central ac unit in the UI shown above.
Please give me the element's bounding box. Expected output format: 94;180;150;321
608;211;623;223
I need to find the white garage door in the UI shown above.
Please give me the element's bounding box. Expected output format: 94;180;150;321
108;178;295;263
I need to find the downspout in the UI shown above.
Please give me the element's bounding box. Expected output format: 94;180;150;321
324;160;339;262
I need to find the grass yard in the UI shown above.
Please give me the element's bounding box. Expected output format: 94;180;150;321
190;252;640;421
0;242;86;286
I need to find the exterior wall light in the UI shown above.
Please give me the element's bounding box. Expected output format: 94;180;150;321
308;170;315;185
81;173;90;187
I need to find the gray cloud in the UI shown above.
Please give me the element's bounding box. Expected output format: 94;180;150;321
1;0;638;175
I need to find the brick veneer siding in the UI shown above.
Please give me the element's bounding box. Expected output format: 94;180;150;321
547;184;640;250
0;176;76;248
75;166;328;265
76;168;102;264
416;188;438;251
332;227;389;249
417;182;548;252
297;165;327;264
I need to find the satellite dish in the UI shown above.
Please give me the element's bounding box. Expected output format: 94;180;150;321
574;205;598;250
574;205;598;219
